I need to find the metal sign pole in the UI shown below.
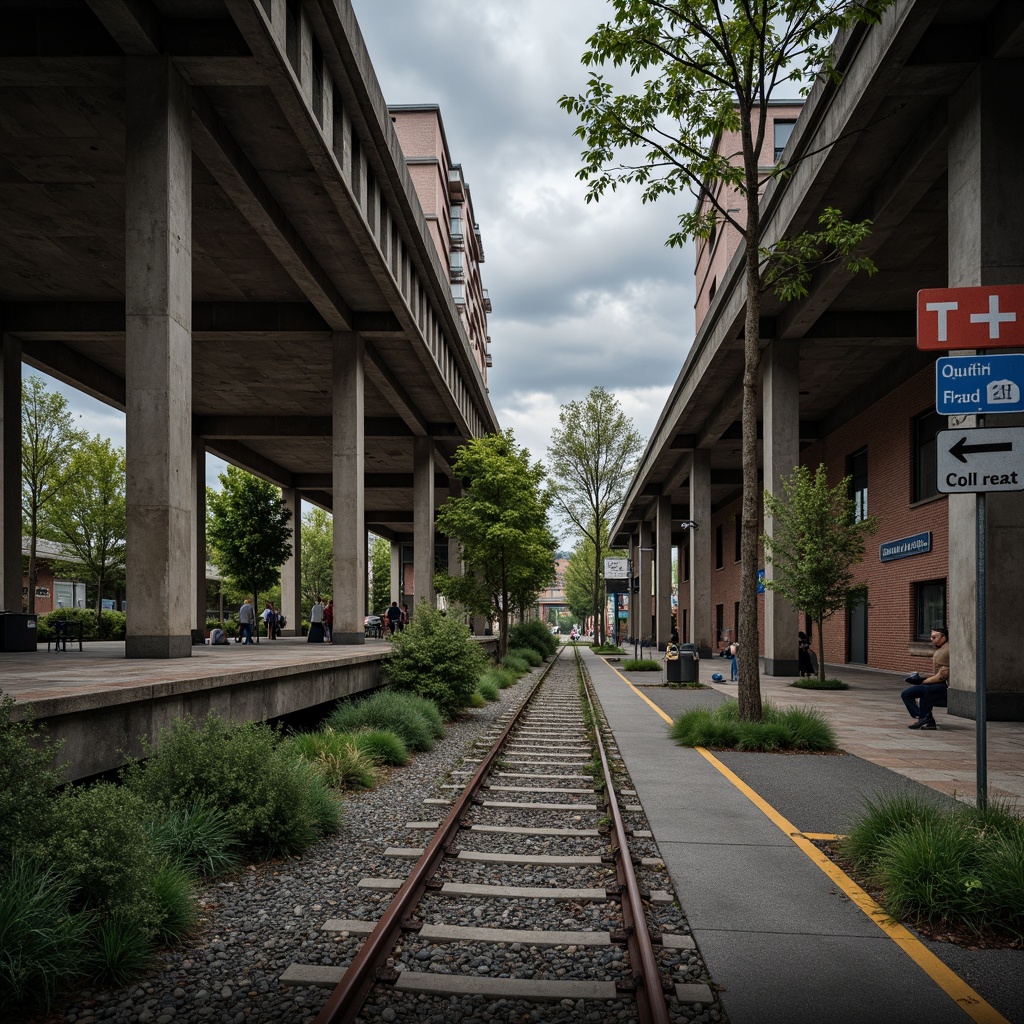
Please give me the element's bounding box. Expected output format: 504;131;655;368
976;405;988;810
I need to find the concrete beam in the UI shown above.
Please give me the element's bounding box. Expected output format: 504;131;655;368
20;340;126;410
190;90;355;333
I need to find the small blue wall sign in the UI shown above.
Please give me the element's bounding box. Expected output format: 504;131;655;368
880;532;931;563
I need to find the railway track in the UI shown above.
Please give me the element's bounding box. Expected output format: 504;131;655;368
281;646;721;1023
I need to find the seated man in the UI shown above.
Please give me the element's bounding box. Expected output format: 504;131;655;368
209;626;229;645
901;625;950;730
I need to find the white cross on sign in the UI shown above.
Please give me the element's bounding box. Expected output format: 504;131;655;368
917;285;1024;350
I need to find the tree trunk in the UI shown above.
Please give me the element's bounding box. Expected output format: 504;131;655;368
737;110;764;722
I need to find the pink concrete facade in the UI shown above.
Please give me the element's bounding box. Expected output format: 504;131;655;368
390;106;492;382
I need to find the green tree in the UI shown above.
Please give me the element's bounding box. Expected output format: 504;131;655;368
762;464;878;682
560;0;891;719
369;534;391;615
207;466;292;621
547;387;644;645
301;506;332;608
21;376;88;612
45;436;127;626
435;430;557;659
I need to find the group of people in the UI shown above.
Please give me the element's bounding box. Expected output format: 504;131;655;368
307;597;334;643
215;598;287;645
385;601;409;635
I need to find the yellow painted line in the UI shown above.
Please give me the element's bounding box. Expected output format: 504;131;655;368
598;654;1010;1024
801;832;846;841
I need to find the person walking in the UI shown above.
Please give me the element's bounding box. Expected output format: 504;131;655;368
386;601;401;636
728;640;739;682
262;602;276;640
308;597;325;643
901;625;950;730
323;599;334;643
399;602;409;632
238;598;255;645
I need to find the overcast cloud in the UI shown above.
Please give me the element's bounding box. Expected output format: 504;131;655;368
31;0;696;494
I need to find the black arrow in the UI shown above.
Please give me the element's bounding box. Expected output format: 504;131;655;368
949;436;1013;464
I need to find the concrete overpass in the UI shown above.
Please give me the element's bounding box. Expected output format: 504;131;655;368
611;0;1024;717
0;0;499;656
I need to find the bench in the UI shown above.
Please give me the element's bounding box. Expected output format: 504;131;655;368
48;619;84;652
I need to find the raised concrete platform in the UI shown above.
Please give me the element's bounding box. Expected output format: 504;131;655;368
3;637;388;781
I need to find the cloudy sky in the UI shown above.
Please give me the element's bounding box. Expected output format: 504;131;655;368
31;0;696;486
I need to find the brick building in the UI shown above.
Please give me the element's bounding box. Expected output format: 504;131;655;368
611;2;1024;720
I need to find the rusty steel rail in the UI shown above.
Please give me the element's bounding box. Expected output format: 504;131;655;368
578;648;671;1024
312;649;560;1024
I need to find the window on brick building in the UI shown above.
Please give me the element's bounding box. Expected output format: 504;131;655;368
734;514;741;562
914;410;945;501
914;580;946;641
848;447;868;522
774;120;796;161
715;603;724;644
715;524;723;568
733;601;739;639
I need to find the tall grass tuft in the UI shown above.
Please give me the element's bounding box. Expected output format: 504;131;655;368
289;730;378;790
622;658;662;671
150;860;197;943
843;792;1024;933
0;857;93;1015
147;802;241;878
350;729;409;767
501;654;530;676
508;646;542;667
325;691;437;752
842;791;946;871
481;667;518;690
477;679;500;702
92;917;153;985
669;700;837;752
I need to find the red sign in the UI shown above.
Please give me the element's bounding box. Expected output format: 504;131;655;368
917;285;1024;350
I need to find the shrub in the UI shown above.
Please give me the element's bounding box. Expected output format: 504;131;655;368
593;645;626;655
501;654;530;676
0;693;65;861
124;714;339;858
669;700;837;752
477;679;500;702
790;677;849;690
288;730;378;790
401;694;445;738
975;828;1024;927
480;667;517;690
384;603;488;716
0;857;93;1015
622;658;662;671
147;802;241;878
468;691;487;708
35;608;126;643
507;620;558;658
325;691;437;752
44;783;164;937
508;646;542;667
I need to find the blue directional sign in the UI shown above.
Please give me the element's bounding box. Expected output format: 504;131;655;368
936;354;1024;414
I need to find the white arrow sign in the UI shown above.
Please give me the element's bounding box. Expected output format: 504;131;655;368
936;427;1024;493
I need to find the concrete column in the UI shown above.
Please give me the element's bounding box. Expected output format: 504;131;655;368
332;332;364;644
655;495;673;649
947;60;1024;721
690;451;713;657
279;487;301;635
124;57;192;659
638;520;653;645
762;340;800;675
192;437;205;633
0;334;21;613
413;436;435;610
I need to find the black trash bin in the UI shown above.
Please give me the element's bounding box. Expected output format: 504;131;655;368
0;612;39;652
670;642;699;683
